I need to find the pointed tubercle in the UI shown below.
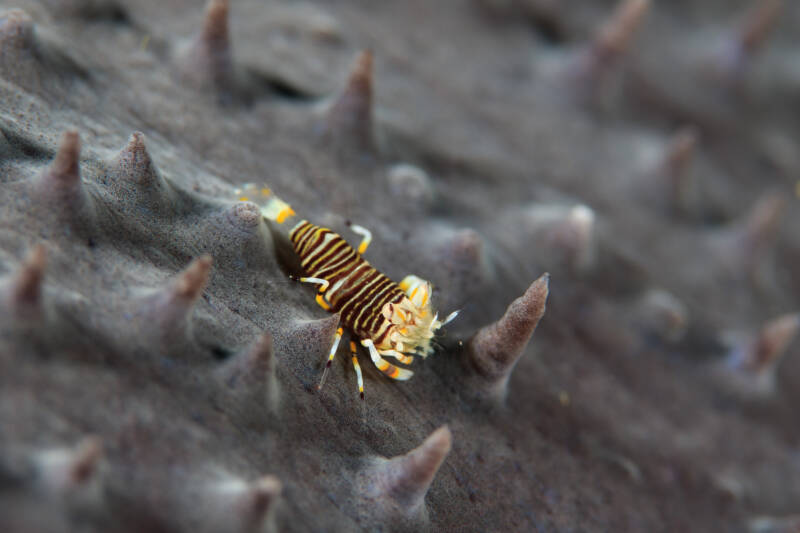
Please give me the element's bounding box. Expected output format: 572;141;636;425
37;436;103;492
45;130;81;187
202;0;230;49
0;9;34;49
366;425;452;517
635;289;689;343
68;436;103;485
113;131;159;184
740;191;785;255
324;50;374;149
292;313;341;354
243;475;282;528
466;273;549;398
242;331;274;377
219;331;275;392
32;129;99;229
738;0;782;56
179;0;234;96
6;243;46;315
653;126;698;210
663;127;698;181
174;255;213;302
592;0;650;66
143;255;213;346
213;331;279;428
735;313;800;374
210;474;282;531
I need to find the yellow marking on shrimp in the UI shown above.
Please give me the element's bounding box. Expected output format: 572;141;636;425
299;277;331;310
349;224;372;255
382;349;414;365
276;206;296;224
316;293;331;311
329;328;343;361
239;196;249;201
362;339;413;380
349;341;365;398
353;356;364;393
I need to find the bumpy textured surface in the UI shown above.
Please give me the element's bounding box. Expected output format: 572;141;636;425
1;0;799;531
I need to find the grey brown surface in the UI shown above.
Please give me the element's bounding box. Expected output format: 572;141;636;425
1;0;800;531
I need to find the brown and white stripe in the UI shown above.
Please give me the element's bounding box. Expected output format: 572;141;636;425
289;220;406;348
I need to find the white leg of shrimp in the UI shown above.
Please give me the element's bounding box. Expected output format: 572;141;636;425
361;339;414;380
349;341;365;400
443;310;460;325
317;327;343;390
380;349;415;365
346;222;372;255
298;277;332;311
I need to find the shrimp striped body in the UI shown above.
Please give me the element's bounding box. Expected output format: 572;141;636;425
290;220;405;349
233;184;458;397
